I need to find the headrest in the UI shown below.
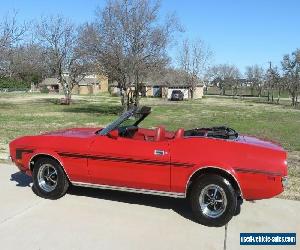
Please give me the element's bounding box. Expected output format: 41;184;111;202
174;128;184;139
154;126;166;141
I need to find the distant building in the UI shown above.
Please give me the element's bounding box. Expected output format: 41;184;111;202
109;81;204;99
39;74;108;95
39;78;60;92
109;68;204;99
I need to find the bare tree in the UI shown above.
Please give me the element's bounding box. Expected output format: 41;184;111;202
276;75;288;104
177;38;212;98
206;64;240;95
35;15;87;104
281;49;300;106
80;0;180;109
8;43;50;84
0;11;27;77
265;63;281;103
244;65;265;97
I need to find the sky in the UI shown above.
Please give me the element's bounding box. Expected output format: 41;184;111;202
1;0;300;73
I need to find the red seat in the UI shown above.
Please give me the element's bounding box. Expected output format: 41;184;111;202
154;126;166;141
174;128;184;139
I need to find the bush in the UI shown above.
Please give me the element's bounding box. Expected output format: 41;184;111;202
0;77;30;90
40;86;50;93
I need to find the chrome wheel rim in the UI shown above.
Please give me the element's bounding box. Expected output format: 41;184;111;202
199;184;227;218
37;164;58;192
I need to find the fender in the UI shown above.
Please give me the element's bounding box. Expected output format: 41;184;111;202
27;149;71;181
185;165;243;198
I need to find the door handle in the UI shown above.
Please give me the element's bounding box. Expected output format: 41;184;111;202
154;149;167;156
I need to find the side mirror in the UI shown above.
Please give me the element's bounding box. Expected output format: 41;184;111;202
107;130;119;139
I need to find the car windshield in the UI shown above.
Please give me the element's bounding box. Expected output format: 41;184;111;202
98;106;151;135
172;90;182;94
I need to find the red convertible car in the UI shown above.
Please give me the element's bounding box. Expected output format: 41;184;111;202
9;106;288;227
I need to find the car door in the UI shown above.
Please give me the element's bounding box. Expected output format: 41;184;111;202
88;135;171;191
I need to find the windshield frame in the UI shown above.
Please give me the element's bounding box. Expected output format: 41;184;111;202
98;106;151;136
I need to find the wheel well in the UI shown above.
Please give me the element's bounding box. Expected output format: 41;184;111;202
186;167;242;197
29;154;62;172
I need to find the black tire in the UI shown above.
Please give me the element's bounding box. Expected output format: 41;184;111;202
234;196;243;216
32;157;69;199
189;174;237;227
234;203;241;216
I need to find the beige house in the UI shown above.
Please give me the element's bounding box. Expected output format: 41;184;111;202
167;85;204;99
108;68;204;99
109;81;204;99
39;74;108;95
39;78;60;92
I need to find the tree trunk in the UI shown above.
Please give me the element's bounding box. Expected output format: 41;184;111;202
220;87;225;95
190;88;194;99
134;72;140;107
121;90;125;106
66;90;71;105
291;95;295;106
234;86;238;97
258;87;262;97
134;91;140;107
277;89;281;104
60;78;72;105
271;89;274;103
121;89;130;112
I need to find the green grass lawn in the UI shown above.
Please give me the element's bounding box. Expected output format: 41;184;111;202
0;92;299;200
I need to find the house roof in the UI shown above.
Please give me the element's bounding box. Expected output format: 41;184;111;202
39;77;100;86
40;78;59;86
109;79;204;88
78;78;100;86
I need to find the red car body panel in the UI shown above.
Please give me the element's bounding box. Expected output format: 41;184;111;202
9;126;287;200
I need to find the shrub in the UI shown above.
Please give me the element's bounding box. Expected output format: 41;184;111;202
0;77;30;90
40;86;50;93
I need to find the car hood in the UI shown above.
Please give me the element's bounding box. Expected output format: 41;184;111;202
238;135;284;151
42;127;102;138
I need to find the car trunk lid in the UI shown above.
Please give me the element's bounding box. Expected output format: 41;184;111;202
238;135;284;151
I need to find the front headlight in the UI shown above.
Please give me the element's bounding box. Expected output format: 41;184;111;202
281;176;288;188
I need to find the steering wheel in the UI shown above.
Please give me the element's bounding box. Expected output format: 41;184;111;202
119;126;138;138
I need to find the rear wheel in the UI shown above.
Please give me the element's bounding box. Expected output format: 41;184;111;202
234;196;243;216
32;157;69;199
189;174;237;227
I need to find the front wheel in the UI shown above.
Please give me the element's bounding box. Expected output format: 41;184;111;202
33;157;69;199
189;174;237;227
